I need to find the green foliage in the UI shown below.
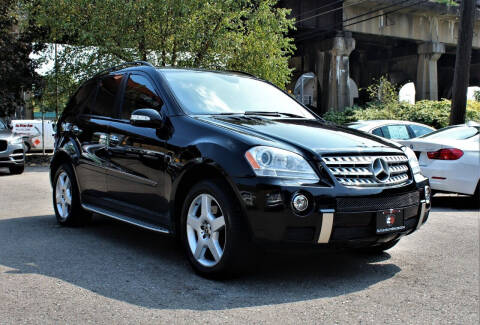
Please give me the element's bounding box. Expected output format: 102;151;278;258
432;0;459;6
474;90;480;102
323;100;480;129
30;0;296;109
365;76;398;105
0;0;44;117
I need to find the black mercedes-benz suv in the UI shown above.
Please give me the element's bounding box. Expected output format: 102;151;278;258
50;61;431;278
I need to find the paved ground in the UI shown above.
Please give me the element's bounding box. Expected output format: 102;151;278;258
0;166;478;324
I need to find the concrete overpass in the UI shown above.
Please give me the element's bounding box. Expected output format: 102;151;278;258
281;0;480;113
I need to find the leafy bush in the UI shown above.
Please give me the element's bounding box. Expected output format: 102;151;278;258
322;99;480;129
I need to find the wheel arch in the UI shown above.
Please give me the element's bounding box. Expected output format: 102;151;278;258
170;161;248;236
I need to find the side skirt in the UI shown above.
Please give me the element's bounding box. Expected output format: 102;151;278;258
82;203;171;234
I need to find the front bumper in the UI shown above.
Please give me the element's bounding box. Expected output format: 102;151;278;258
233;175;431;248
0;142;25;167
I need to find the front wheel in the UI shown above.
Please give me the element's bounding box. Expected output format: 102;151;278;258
180;179;253;278
361;239;400;254
9;165;24;175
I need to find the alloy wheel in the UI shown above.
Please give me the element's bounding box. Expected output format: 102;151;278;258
186;193;226;267
55;171;72;221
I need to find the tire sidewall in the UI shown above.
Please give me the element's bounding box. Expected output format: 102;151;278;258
180;180;238;276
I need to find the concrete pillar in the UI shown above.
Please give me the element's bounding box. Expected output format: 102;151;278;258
416;42;445;101
315;33;356;113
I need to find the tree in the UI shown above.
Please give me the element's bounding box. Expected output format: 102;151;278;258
31;0;296;106
474;90;480;102
450;0;476;125
0;0;43;117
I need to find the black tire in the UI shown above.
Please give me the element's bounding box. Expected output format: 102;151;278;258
180;179;253;279
52;163;91;226
472;181;480;206
361;239;400;254
9;165;24;175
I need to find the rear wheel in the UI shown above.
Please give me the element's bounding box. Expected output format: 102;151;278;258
180;179;253;278
9;165;24;175
53;163;91;226
472;181;480;206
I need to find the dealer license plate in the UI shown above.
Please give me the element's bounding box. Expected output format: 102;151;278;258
376;209;405;234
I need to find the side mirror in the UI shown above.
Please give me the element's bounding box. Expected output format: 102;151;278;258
130;108;164;129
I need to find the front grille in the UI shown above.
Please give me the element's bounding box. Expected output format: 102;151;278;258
322;154;411;187
0;140;7;152
336;192;420;212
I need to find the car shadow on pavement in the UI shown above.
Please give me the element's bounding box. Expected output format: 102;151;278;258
0;166;49;176
0;214;401;311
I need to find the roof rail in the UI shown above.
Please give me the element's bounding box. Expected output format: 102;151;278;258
92;61;155;78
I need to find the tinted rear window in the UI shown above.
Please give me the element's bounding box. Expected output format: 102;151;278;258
90;74;124;118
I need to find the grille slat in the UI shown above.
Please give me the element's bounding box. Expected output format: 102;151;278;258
336;191;420;212
322;154;411;188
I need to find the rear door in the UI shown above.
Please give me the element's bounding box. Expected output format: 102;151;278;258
105;73;170;226
75;74;124;207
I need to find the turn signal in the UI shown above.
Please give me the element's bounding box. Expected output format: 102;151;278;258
427;148;463;160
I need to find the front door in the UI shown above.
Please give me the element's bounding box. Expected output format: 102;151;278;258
105;73;170;227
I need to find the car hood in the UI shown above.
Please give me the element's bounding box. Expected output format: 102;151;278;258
0;129;13;140
196;116;403;156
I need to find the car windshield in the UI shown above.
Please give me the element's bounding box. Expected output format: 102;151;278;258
421;126;479;140
161;70;315;119
0;120;6;130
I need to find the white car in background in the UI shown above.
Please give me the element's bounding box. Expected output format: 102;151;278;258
400;123;480;198
347;120;435;140
11;120;56;152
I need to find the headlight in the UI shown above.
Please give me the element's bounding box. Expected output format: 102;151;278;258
9;136;23;145
245;146;319;182
402;146;421;175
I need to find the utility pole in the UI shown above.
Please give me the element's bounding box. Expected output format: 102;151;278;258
450;0;476;125
55;43;58;120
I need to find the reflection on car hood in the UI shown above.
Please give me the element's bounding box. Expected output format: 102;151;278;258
197;116;403;155
0;129;13;140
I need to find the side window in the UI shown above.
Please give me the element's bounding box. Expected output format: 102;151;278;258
409;124;433;138
91;74;124;118
121;74;163;120
64;81;96;119
381;125;411;140
372;127;383;137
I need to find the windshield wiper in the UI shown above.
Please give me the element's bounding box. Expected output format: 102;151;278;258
244;111;305;118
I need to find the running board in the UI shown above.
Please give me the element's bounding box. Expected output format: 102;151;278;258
82;203;170;234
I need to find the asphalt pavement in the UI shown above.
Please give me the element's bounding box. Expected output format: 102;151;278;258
0;167;478;324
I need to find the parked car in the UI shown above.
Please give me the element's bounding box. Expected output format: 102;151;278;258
400;123;480;199
50;62;431;278
0;119;25;174
347;120;435;140
11;119;56;152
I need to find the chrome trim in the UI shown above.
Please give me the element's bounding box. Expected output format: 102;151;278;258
322;154;410;188
82;203;170;234
104;166;158;187
416;200;427;230
318;209;335;244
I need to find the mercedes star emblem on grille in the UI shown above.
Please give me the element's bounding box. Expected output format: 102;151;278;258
371;158;390;182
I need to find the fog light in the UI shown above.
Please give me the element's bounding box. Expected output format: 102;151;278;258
292;194;309;212
425;185;431;204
